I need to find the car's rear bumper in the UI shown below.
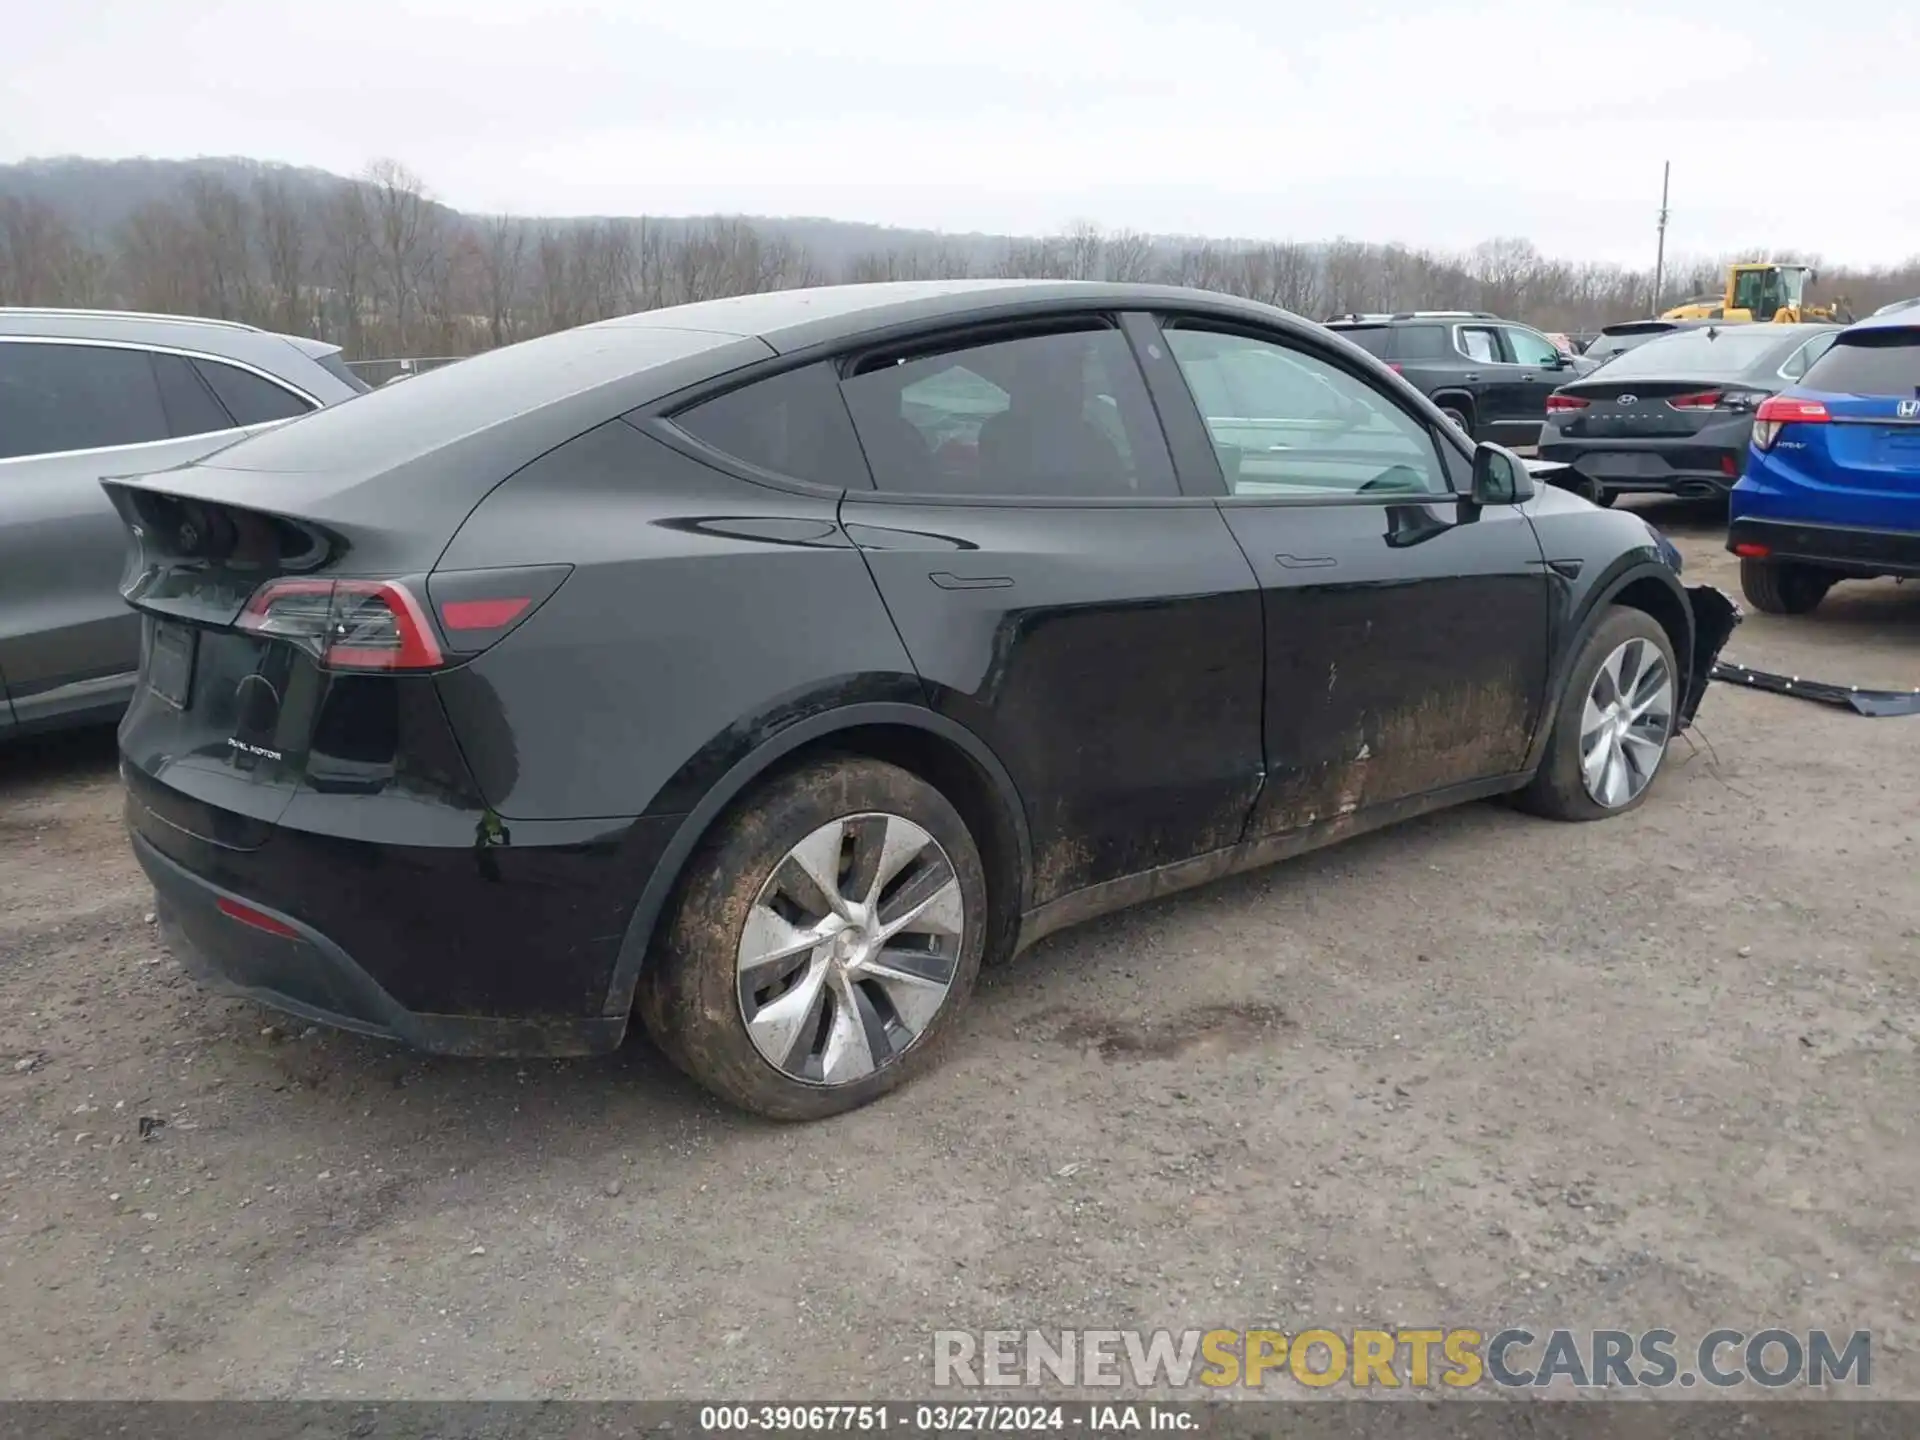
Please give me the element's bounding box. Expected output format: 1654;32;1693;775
1538;436;1745;497
1726;516;1920;579
134;830;626;1056
123;763;683;1057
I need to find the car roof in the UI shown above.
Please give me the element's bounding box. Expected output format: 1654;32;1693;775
1846;305;1920;334
0;307;348;389
590;279;1311;356
115;281;1329;528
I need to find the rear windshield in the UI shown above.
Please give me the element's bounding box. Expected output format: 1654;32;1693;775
1589;326;1793;377
1333;327;1394;358
1801;328;1920;396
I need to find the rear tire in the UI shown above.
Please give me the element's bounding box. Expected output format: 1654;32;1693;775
1439;403;1474;440
1513;606;1679;823
637;757;988;1121
1740;557;1833;615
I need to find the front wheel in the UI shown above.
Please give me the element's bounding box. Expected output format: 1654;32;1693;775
1740;557;1833;615
1513;606;1679;822
637;757;988;1121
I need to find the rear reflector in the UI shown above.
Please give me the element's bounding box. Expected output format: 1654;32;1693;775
1546;394;1590;413
239;577;445;671
1733;542;1772;558
216;896;301;939
441;597;533;631
425;564;573;656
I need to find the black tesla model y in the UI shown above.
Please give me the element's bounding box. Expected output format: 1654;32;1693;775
106;281;1737;1119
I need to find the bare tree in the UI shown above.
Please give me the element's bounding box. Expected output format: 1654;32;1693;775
365;158;432;348
15;153;1920;359
479;214;527;347
320;182;375;352
255;179;309;334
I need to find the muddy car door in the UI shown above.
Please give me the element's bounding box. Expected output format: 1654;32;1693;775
1137;314;1552;836
835;318;1267;907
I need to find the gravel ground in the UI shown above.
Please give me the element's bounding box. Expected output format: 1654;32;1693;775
2;504;1917;1400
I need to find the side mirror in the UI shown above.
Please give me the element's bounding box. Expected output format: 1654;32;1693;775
1469;442;1535;505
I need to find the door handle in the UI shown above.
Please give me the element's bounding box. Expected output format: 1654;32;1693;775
1462;372;1482;382
1275;553;1337;569
930;571;1014;590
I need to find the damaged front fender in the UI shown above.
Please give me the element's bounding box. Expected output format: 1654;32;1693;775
1678;583;1742;730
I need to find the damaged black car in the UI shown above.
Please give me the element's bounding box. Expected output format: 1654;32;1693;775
106;281;1738;1121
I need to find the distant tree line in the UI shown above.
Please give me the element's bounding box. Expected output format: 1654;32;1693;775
3;158;1916;360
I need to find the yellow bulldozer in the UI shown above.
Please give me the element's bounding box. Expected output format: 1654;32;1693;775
1660;262;1853;324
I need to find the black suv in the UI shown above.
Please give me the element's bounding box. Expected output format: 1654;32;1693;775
108;281;1735;1121
1324;312;1596;446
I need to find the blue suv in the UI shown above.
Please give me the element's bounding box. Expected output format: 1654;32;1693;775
1729;307;1920;613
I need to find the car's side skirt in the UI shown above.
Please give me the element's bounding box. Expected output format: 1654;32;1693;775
1012;771;1528;955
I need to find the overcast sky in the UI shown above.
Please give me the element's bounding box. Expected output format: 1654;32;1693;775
5;0;1916;266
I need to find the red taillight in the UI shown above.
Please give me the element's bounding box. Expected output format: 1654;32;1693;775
1545;394;1590;413
1752;395;1830;452
1386;362;1404;374
1667;390;1723;411
239;578;445;671
216;896;301;939
1733;542;1772;558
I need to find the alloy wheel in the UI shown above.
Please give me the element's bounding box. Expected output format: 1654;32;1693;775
1579;637;1674;808
735;812;966;1086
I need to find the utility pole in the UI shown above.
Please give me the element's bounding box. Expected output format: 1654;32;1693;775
1652;161;1671;316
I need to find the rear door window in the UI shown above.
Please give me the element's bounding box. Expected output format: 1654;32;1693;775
190;358;313;425
840;325;1176;499
1456;326;1501;364
1801;330;1920;396
673;361;869;488
0;341;171;460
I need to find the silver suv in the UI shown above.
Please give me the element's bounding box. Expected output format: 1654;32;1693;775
0;309;366;737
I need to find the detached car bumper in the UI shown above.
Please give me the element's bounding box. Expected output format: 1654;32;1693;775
1727;516;1920;579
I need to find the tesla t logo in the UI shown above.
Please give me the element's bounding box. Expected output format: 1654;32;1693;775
1899;399;1919;418
1616;393;1638;406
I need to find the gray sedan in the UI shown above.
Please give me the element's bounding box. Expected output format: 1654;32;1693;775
0;309;366;736
1536;322;1842;505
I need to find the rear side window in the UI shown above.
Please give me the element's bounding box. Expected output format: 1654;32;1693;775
1394;325;1448;359
0;341;171;460
673;361;868;488
1335;327;1395;358
1456;326;1501;363
840;326;1176;499
191;358;313;425
1801;329;1920;396
150;352;236;438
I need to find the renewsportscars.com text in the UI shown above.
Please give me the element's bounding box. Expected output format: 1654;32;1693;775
933;1327;1872;1390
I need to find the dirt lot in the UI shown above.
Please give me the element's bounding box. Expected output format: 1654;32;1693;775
3;503;1917;1400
